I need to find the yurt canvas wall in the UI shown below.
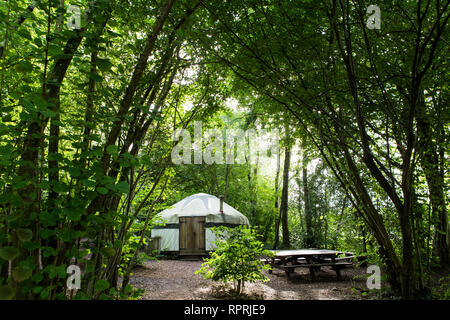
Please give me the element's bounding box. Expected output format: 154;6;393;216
151;193;250;255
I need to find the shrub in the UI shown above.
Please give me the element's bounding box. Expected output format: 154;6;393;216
195;225;274;295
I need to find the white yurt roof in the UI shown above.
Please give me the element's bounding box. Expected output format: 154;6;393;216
156;193;249;225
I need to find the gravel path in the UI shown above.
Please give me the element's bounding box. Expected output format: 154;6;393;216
129;259;368;300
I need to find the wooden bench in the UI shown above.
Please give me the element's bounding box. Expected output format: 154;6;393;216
267;259;353;280
285;261;352;280
260;258;282;265
323;256;356;262
262;250;361;281
322;254;366;261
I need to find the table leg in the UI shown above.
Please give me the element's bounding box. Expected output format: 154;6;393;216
331;265;343;280
280;257;291;279
336;269;341;280
285;269;291;279
268;257;273;274
309;267;315;281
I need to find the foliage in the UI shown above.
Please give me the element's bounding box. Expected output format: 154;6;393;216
0;0;447;300
196;226;273;295
432;275;450;300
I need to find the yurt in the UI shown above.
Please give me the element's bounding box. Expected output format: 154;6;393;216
151;193;250;255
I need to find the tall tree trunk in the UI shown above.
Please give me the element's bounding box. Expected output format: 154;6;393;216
224;164;230;202
47;0;65;207
250;154;258;221
302;138;312;248
81;51;98;167
415;92;449;268
88;0;176;216
329;2;417;297
280;145;291;249
13;1;110;298
273;144;281;249
360;224;367;253
99;0;176;176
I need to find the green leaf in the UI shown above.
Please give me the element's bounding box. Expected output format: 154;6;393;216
102;247;115;257
96;187;108;195
16;61;34;73
16;228;33;242
56;265;67;278
34;37;43;47
67;167;81;178
123;284;132;294
0;247;19;261
2;114;12;122
115;181;129;193
94;279;109;291
82;179;96;188
0;285;15;300
52;181;69;194
32;272;44;283
74;291;89;300
63;207;84;222
40;287;50;299
17;28;32;41
47;266;57;279
88;72;103;82
113;240;122;248
12;266;33;282
32;286;43;294
96;58;113;72
43;247;57;257
106;145;118;155
40;228;57;238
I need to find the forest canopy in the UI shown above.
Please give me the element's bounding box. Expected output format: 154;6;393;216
0;0;448;300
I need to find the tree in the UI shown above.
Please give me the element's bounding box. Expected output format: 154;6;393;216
0;0;447;301
280;141;291;249
193;0;449;298
302;136;313;248
195;225;273;295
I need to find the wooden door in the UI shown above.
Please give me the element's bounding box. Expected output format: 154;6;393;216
179;217;205;254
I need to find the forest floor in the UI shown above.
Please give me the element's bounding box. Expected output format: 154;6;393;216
129;259;372;300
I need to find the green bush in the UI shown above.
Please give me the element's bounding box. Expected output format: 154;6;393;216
195;225;274;295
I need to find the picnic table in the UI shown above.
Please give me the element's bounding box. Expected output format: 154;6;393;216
263;249;357;280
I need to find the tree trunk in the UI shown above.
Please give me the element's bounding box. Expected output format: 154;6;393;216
280;145;291;248
224;164;230;201
47;82;61;207
88;0;176;217
415;92;449;268
302;138;312;248
273;144;281;249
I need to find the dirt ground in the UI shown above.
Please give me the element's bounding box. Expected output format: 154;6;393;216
129;259;370;300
